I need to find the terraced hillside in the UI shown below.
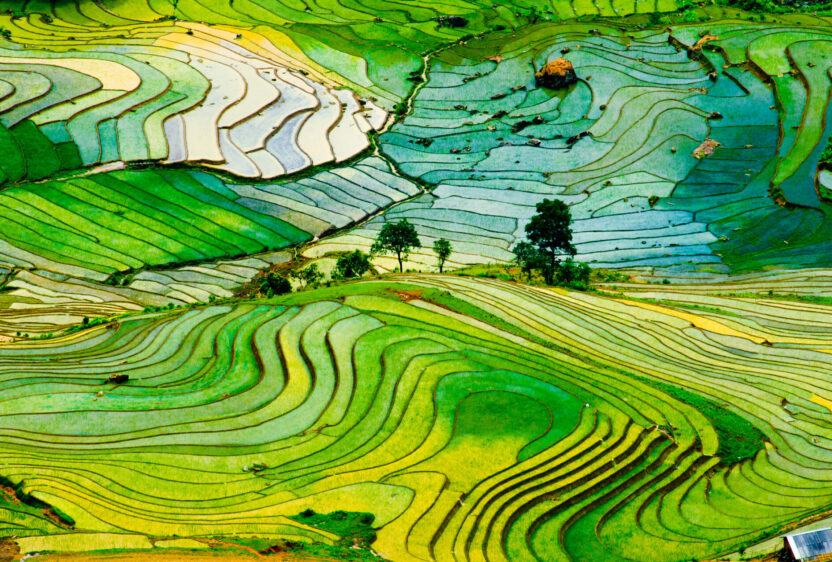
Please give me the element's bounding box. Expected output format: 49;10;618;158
3;0;832;560
0;16;387;181
5;2;832;279
315;17;832;274
0;157;418;279
0;156;422;335
0;0;679;112
314;23;727;270
1;277;831;560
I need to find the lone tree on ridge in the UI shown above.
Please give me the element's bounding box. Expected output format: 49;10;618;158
433;238;452;273
371;219;421;272
524;198;575;284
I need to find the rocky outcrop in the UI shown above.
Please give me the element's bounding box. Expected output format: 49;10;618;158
535;58;577;89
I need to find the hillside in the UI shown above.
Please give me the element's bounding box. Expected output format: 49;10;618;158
1;275;831;560
0;0;832;560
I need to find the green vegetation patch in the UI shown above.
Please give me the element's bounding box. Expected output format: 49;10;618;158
0;119;81;184
641;377;767;465
280;510;381;559
269;279;541;344
290;509;376;546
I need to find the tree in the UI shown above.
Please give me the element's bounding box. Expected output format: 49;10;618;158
525;198;575;284
433;238;452;273
334;250;373;279
290;264;324;289
259;272;292;297
371;219;421;272
512;241;543;281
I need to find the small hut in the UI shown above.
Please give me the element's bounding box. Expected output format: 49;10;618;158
785;528;832;561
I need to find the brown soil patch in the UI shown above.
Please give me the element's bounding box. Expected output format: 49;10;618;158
390;289;423;301
1;485;22;506
0;539;21;562
42;507;69;528
692;34;719;51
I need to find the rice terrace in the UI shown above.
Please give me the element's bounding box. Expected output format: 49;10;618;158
2;0;832;560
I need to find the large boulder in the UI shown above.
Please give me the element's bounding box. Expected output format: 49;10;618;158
535;58;577;89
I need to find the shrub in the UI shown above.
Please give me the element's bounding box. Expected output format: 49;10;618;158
820;134;832;164
259;272;292;297
334;250;372;279
556;258;591;289
434;15;468;28
289;264;324;289
512;241;545;281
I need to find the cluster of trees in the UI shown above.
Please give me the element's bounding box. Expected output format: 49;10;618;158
256;219;454;297
257;200;589;297
370;219;452;273
512;198;590;289
257;263;326;296
258;271;292;297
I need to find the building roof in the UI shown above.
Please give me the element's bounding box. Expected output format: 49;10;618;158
786;528;832;560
